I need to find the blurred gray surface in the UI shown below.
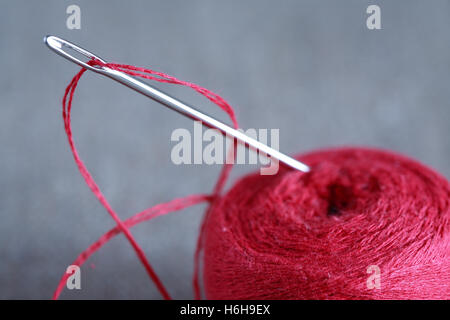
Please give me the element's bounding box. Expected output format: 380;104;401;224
0;0;449;299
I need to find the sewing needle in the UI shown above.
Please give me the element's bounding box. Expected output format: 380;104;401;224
44;35;310;173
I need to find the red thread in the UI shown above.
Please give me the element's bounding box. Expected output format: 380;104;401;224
54;61;449;300
54;61;237;299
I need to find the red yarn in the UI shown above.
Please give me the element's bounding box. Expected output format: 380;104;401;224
54;61;449;300
203;147;450;299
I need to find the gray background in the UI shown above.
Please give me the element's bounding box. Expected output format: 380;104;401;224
0;0;449;299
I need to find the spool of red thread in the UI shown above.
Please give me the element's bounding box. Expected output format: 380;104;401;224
202;147;450;299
